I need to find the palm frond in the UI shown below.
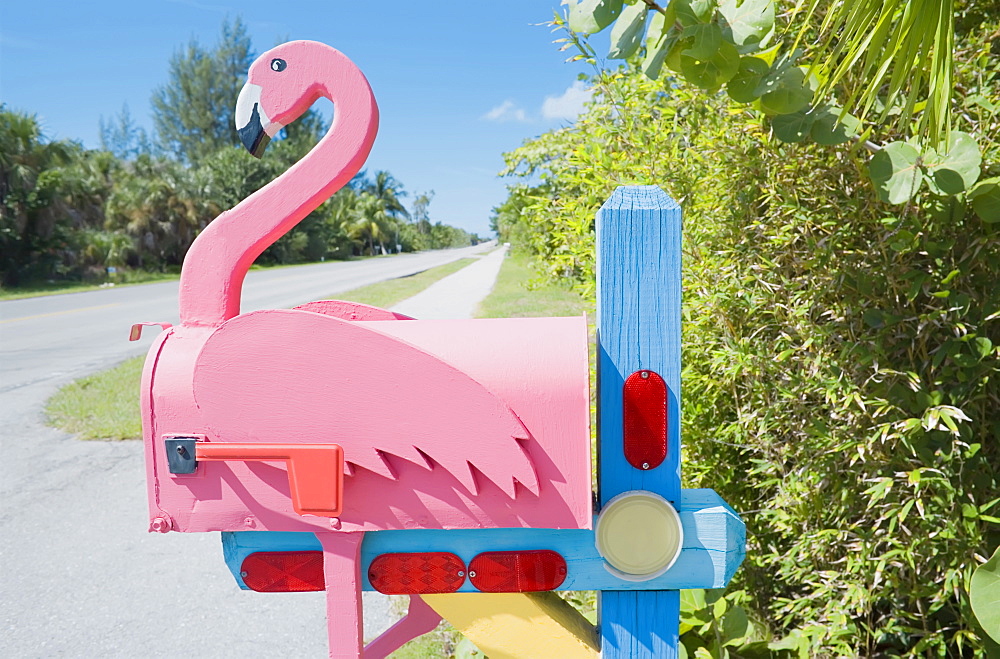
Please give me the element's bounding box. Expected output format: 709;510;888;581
795;0;955;146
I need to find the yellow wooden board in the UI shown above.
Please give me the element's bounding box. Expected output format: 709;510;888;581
422;592;598;659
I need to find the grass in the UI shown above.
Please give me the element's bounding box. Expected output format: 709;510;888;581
476;251;592;319
385;623;459;658
332;258;475;309
46;355;146;440
45;257;478;440
0;270;181;300
0;252;409;301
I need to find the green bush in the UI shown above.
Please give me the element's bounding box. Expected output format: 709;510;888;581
497;21;999;657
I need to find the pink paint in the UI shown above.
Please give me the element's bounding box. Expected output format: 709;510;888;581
294;299;414;321
363;596;442;659
194;309;538;497
177;41;378;327
141;41;592;657
146;315;591;533
318;532;365;657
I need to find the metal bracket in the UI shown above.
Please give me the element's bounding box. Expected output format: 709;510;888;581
165;437;198;474
129;321;173;341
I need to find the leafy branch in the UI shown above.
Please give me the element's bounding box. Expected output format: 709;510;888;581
561;0;998;216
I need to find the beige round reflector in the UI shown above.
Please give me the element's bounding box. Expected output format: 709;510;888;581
595;490;683;580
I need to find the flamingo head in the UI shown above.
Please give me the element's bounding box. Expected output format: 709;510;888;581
234;41;337;158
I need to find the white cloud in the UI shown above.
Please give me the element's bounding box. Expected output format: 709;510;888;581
481;100;528;123
541;81;592;120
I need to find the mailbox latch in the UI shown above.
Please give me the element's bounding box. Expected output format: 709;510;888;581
163;436;344;518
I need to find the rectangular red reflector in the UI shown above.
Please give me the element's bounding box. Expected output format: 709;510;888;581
368;552;466;594
623;370;667;470
241;551;325;592
469;550;567;592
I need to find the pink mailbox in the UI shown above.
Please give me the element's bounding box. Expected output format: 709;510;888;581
137;40;593;658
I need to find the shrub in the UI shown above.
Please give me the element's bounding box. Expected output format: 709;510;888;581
497;21;999;656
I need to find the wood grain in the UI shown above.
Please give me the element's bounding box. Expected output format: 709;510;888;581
596;185;683;657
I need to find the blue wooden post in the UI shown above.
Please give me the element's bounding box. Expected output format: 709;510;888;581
597;185;682;658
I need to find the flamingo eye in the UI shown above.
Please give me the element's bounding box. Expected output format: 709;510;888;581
271;58;287;72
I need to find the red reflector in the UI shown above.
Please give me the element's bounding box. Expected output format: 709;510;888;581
468;550;567;592
368;552;466;594
623;370;667;470
241;551;325;592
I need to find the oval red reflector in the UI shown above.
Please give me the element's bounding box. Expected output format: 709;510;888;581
241;551;325;592
368;552;466;594
623;370;667;470
468;550;567;592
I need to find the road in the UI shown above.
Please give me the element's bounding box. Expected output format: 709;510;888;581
0;244;494;658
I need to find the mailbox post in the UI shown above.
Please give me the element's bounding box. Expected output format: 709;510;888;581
596;185;684;657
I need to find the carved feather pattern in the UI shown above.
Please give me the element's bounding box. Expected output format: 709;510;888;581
192;309;538;498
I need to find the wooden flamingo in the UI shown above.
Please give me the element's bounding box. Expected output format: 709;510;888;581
139;41;591;658
183;39;537;493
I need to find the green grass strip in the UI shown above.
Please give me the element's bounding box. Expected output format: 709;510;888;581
333;258;475;309
0;253;402;301
476;251;592;318
0;271;181;301
45;257;477;440
46;356;146;440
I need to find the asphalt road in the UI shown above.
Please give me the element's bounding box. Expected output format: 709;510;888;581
0;244;495;658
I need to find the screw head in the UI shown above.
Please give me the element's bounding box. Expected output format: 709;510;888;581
642;462;650;470
468;570;477;578
640;371;650;379
457;571;465;577
330;517;342;530
240;571;248;578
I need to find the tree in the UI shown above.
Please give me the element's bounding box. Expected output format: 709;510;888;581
105;155;218;268
559;0;998;210
365;170;409;219
0;107;75;285
99;103;151;160
412;191;434;235
150;17;255;164
347;192;393;255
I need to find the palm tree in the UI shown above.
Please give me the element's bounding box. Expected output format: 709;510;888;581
105;155;217;268
366;170;410;220
0;107;75;285
347;192;393;255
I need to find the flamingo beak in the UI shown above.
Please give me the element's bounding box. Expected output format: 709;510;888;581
235;82;279;158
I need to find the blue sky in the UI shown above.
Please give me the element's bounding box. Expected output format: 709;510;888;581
0;1;610;236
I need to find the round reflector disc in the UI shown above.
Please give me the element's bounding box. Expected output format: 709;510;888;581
595;491;683;580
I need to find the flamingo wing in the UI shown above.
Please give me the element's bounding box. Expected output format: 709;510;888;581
191;309;537;498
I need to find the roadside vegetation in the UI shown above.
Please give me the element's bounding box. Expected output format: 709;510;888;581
476;250;592;319
492;1;999;655
1;18;478;296
46;356;145;440
0;269;179;301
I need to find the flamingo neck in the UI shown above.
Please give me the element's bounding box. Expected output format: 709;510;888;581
178;61;378;326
